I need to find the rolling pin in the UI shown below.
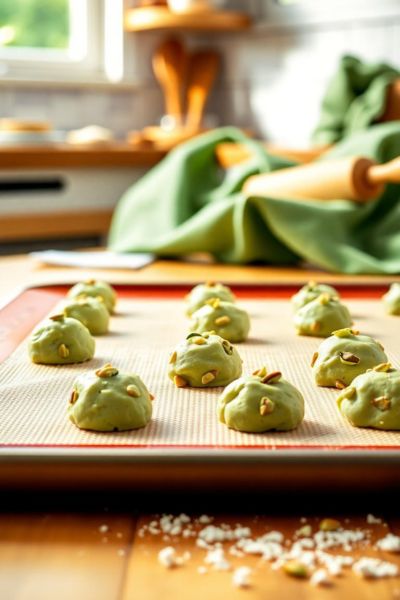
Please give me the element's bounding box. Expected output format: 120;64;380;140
243;155;400;202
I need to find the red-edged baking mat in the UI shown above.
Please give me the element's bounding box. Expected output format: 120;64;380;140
0;284;399;452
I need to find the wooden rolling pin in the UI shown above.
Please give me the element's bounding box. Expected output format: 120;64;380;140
185;49;220;130
216;142;331;167
152;38;187;127
243;155;400;202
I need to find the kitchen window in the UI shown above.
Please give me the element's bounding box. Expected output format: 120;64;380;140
0;0;125;84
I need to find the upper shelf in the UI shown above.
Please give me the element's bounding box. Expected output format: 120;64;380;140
124;6;251;32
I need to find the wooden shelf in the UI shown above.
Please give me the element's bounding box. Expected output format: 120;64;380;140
124;6;251;32
0;143;165;170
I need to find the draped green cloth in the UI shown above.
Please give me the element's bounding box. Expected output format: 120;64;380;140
108;123;400;274
312;55;399;145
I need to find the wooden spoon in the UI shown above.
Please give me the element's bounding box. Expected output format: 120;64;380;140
185;49;220;131
152;38;187;128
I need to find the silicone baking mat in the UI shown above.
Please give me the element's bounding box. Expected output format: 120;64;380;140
0;291;399;450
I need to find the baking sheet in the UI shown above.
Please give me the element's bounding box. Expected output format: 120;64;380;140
0;296;399;450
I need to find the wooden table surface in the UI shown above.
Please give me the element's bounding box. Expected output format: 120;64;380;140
1;253;400;600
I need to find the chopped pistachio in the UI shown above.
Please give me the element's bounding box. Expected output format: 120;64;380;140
58;343;69;358
335;379;346;390
318;293;331;305
283;560;308;578
262;371;282;384
339;352;360;365
201;371;217;385
95;364;119;378
373;362;392;373
310;352;318;368
319;518;341;532
253;366;267;377
193;337;206;345
126;384;140;398
371;396;391;411
260;397;274;416
310;321;321;334
174;375;187;388
70;389;78;405
333;328;354;338
215;315;231;327
50;314;64;322
169;351;177;364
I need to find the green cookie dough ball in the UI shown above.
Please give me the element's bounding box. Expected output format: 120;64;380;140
190;299;250;343
28;314;95;365
382;283;400;315
185;281;235;317
337;363;400;430
312;328;388;389
68;363;153;432
61;296;110;336
218;367;304;433
168;332;242;388
294;294;352;338
291;281;339;312
67;279;117;313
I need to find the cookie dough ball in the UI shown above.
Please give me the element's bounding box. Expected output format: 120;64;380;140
67;279;117;313
337;363;400;430
218;367;304;433
28;314;95;364
185;281;235;317
190;299;250;343
61;296;109;335
382;283;400;316
294;294;352;338
291;281;339;312
312;328;388;389
68;363;153;432
168;332;242;388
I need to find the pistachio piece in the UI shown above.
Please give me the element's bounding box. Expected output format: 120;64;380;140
262;371;282;384
339;352;360;365
373;362;392;373
95;364;119;378
333;328;354;338
126;384;140;398
50;314;64;322
70;389;78;405
186;332;202;340
371;396;391;411
253;366;267;377
283;560;308;578
318;293;331;305
174;375;187;388
215;315;231;327
310;352;318;368
319;518;341;532
193;337;206;345
201;371;217;385
260;397;274;416
205;280;216;287
335;379;346;390
310;321;321;334
58;343;69;358
222;340;233;355
169;351;177;364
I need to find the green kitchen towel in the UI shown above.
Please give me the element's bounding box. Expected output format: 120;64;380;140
108;123;400;274
312;55;399;145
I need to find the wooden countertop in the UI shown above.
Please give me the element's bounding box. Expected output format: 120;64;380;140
0;143;165;170
0;254;400;600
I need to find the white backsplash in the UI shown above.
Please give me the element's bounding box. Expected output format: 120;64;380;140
1;1;399;145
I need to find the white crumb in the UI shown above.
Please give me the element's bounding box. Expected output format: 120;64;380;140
353;557;399;579
310;568;331;587
367;514;382;525
232;566;252;588
376;534;400;553
205;548;231;571
198;515;213;524
198;566;208;575
158;546;180;569
98;524;109;534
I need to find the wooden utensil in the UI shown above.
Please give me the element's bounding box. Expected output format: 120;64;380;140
243;155;400;202
185;49;220;130
152;38;187;127
215;142;331;167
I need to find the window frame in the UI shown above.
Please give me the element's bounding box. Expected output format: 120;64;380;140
0;0;127;85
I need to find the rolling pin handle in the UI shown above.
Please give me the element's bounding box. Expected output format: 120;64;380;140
367;156;400;185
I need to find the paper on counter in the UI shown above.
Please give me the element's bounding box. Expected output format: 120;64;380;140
30;250;154;270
